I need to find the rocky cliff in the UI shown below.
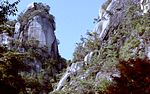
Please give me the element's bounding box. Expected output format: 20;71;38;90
53;0;150;94
0;2;66;94
15;2;58;59
0;0;150;94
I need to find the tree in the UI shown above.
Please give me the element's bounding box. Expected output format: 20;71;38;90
0;0;20;24
0;0;20;36
107;58;150;94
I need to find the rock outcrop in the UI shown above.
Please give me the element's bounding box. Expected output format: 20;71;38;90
15;2;58;59
94;0;130;40
13;2;66;93
55;61;84;91
54;0;150;93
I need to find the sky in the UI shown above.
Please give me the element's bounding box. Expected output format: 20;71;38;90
8;0;104;60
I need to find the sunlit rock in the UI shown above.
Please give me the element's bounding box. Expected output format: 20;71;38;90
15;2;58;58
55;61;84;91
84;51;94;63
141;0;150;13
14;22;20;39
0;32;11;46
146;44;150;59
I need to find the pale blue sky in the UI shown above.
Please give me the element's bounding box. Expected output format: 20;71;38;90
9;0;104;59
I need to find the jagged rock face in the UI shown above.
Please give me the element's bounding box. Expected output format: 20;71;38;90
27;15;56;53
55;61;84;91
94;0;141;40
145;43;150;59
54;0;150;93
0;32;12;49
14;2;66;76
14;22;20;39
11;3;67;93
0;32;9;45
84;52;94;63
15;2;58;58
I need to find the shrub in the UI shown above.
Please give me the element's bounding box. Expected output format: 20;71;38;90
107;57;150;94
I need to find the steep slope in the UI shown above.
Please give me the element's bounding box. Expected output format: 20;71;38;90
53;0;150;94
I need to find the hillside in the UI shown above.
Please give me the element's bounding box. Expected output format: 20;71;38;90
53;0;150;94
0;0;150;94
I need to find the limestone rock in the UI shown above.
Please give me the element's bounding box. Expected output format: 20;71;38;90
145;44;150;59
15;2;58;58
84;52;94;63
14;22;20;39
0;32;12;48
54;0;150;93
94;0;141;41
55;61;84;91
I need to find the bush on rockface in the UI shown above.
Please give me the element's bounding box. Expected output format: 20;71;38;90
63;3;150;94
0;51;29;94
0;1;66;93
0;42;66;93
0;47;52;94
73;31;100;62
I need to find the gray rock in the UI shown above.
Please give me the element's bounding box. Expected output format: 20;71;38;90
69;61;84;75
95;67;120;83
26;2;35;10
145;43;150;59
55;61;84;91
96;72;112;82
0;32;11;47
14;22;20;39
84;51;94;64
79;67;95;80
94;0;140;41
15;2;58;58
55;72;70;91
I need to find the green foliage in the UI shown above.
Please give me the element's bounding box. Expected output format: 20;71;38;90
101;0;112;10
79;79;96;94
73;42;87;62
86;31;100;50
96;79;111;94
0;50;28;94
26;38;40;48
73;31;100;62
112;3;150;61
0;0;20;24
0;44;65;93
119;36;141;60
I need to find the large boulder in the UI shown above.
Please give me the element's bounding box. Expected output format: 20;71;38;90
12;3;67;93
15;2;58;58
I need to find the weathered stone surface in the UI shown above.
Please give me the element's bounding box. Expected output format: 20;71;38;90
94;0;141;41
55;61;84;91
0;32;12;47
84;51;94;63
14;22;20;39
54;0;150;93
15;2;58;58
145;43;150;59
